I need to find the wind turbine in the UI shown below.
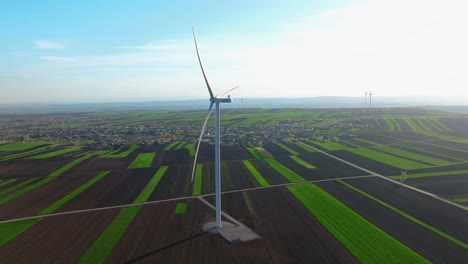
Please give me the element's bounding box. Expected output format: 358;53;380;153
191;26;237;228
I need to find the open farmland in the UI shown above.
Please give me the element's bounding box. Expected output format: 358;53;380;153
0;107;468;263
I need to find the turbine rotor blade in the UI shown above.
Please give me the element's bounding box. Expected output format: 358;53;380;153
216;86;239;98
192;26;215;99
191;108;214;182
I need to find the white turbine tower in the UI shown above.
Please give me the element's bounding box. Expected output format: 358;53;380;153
191;26;237;228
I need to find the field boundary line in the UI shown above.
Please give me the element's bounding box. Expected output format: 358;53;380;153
300;142;468;212
0;175;375;224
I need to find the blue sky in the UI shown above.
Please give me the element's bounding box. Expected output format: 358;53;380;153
1;0;468;103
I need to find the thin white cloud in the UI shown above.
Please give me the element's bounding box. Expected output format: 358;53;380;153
32;40;65;49
39;56;75;62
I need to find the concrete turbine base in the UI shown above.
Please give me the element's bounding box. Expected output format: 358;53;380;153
203;221;260;244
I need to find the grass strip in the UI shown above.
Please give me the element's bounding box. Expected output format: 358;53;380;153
185;143;196;157
29;147;81;159
288;183;430;263
39;171;110;215
100;144;138;158
383;118;396;132
290;155;316;169
48;155;91;177
174;141;186;150
276;142;299;155
0;156;90;204
0;146;54;161
375;145;451;166
79;166;168;263
192;164;203;196
389;169;468;180
264;158;305;183
0;178;54;204
0;171;111;246
164;141;179;151
175;202;187;214
293;142;316;153
247;147;264;159
0;142;46;152
338;180;468;250
128;153;155;169
306;139;348;151
0;218;42;247
347;148;429;170
452;197;468;203
242;160;270;187
0;178;38;196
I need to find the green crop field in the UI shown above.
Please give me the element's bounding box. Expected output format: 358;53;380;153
192;164;203;195
128;153;155;168
242;160;269;187
79;166;168;263
306;139;348;151
29;147;81;159
374;145;451;166
0;142;46;152
100;144;139;158
288;183;430;263
264;158;306;183
289;155;316;169
174;202;187;214
276;142;299;155
293;142;316;153
348;148;430;170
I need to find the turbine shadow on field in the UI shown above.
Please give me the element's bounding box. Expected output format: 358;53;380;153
123;228;215;264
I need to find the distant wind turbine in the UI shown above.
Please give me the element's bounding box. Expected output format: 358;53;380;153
191;26;238;228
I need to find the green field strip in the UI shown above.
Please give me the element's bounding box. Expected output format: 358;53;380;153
185;143;196;157
28;147;81;159
289;155;316;169
402;118;421;132
48;155;91;177
242;160;270;187
38;171;110;215
264;158;306;183
192;164;203;195
305;139;348;151
352;138;379;146
174;141;186;150
374;145;452;166
392;143;464;163
338;180;468;250
0;145;55;161
383;118;396;132
247;147;265;159
0;177;54;204
428;118;452;132
79;166;168;263
99;144;138;158
339;140;360;148
420;118;441;132
293;142;316;153
174;202;187;214
0;142;46;152
288;183;430;263
452;197;468;203
0;156;91;204
276;142;299;155
128;152;155;169
0;179;18;188
0;178;38;197
415;119;431;131
0;171;111;246
389;169;468;180
347;148;430;170
164;141;180;151
99;147;123;157
0;218;41;247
